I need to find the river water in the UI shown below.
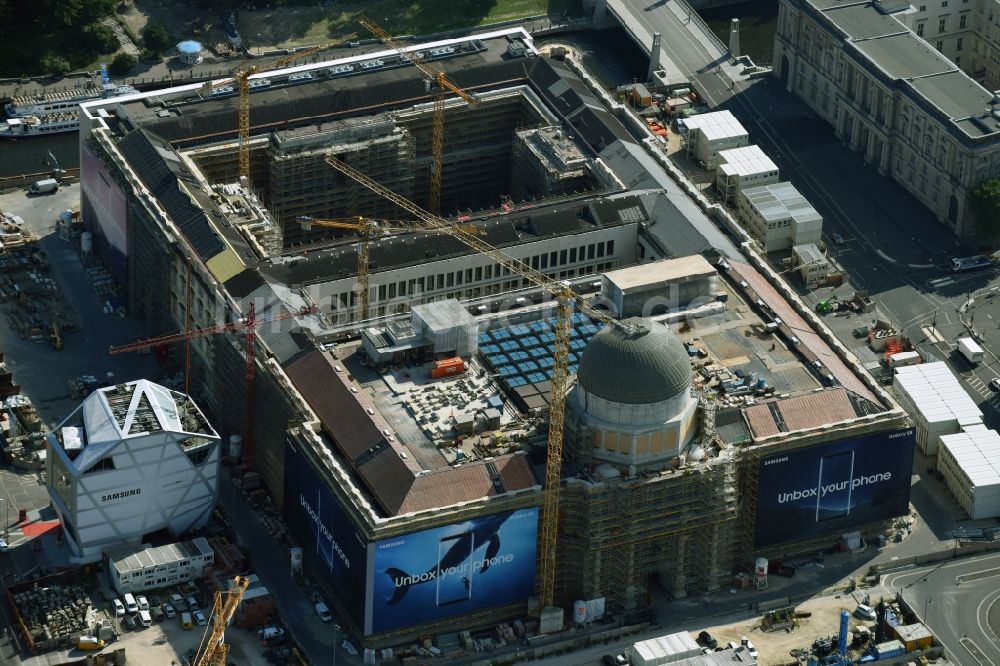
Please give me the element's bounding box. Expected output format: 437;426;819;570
0;10;778;180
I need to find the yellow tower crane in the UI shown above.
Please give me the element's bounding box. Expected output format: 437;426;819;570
205;33;358;183
297;215;485;321
323;155;622;611
194;576;252;666
358;16;479;215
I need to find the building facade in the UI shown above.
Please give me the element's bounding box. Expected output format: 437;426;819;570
45;381;220;563
773;0;1000;237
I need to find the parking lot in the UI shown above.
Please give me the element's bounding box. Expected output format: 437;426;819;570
0;183;161;429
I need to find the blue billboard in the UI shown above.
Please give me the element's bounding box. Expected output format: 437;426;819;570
367;508;538;633
754;428;915;548
284;440;368;627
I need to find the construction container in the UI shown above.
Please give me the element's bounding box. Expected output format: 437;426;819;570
431;357;465;378
874;639;905;659
892;623;933;651
888;351;921;368
631;631;701;665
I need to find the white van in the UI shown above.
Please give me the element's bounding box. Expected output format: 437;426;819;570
315;602;333;622
123;593;138;614
138;609;152;627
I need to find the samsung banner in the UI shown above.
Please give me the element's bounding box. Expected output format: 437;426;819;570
754;428;915;548
283;441;367;627
367;508;538;633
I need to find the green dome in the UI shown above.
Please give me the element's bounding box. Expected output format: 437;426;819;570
576;320;691;405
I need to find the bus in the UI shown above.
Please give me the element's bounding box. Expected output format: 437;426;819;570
950;255;992;272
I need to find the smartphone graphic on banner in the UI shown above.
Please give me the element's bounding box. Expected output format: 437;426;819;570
436;533;474;607
815;450;855;522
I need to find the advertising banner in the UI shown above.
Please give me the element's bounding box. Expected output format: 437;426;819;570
367;507;538;634
283;440;367;627
80;143;128;282
754;428;915;548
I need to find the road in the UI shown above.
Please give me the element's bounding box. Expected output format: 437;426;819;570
608;0;741;108
218;471;361;666
884;552;1000;665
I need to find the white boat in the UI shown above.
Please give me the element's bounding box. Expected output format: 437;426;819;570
0;112;80;138
5;82;138;117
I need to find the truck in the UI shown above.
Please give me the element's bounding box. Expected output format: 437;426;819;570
958;337;985;365
28;179;58;195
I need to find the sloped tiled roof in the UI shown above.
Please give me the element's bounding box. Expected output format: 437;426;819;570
282;348;538;517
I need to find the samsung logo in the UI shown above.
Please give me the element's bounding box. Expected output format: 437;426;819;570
764;457;788;466
101;488;141;502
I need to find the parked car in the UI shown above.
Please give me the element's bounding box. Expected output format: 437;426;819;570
162;602;176;619
186;596;199;611
136;595;149;611
169;593;185;611
990;377;1000;391
193;610;208;626
854;604;877;621
112;599;125;617
697;631;718;649
123;615;136;630
0;538;9;553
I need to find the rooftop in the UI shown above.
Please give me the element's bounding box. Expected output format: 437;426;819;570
717;145;779;178
894;362;983;425
741;181;823;225
802;0;1000;139
940;428;1000;487
603;255;716;291
282;348;538;517
108;537;213;575
50;380;219;472
680;110;748;141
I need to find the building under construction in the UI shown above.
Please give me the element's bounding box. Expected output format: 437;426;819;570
74;27;912;650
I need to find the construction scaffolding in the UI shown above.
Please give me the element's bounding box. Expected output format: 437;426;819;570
557;453;738;612
510;126;595;201
268;115;417;247
394;91;543;215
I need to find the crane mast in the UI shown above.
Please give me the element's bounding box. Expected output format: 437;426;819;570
323;155;618;609
205;34;358;183
358;16;479;214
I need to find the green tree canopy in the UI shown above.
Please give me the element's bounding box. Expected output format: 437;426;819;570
971;179;1000;247
82;23;119;54
141;23;171;54
110;52;137;75
40;54;71;76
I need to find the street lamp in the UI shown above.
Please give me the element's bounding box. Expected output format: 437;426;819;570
924;596;931;621
333;624;341;666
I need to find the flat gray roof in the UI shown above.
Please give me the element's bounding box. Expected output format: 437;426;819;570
822;4;905;40
852;33;951;80
802;0;1000;140
910;71;1000;130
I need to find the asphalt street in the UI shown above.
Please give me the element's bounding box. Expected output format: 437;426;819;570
883;552;1000;666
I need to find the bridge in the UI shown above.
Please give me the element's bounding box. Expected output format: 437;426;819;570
601;0;748;107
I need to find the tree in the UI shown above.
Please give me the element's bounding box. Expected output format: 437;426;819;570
82;23;119;54
971;180;1000;248
40;54;71;76
110;52;137;75
141;23;171;54
79;0;116;22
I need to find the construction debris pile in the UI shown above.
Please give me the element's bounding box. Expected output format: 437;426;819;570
13;582;93;652
0;243;76;346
